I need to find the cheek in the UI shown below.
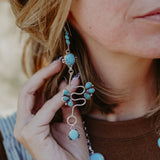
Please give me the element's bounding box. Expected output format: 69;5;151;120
71;0;160;58
83;13;160;59
107;20;160;58
71;0;130;36
84;17;131;55
71;0;132;51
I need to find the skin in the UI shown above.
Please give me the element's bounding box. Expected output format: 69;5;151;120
14;0;160;159
14;59;89;160
70;0;160;121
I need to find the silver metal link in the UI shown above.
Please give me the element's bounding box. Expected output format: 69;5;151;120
83;120;94;155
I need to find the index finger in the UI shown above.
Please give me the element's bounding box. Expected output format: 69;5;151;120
22;57;62;95
17;58;62;121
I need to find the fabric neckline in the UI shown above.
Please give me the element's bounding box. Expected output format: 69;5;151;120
84;113;157;139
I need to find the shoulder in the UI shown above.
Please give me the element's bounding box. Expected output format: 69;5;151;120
0;112;33;160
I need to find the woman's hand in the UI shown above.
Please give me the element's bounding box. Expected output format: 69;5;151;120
14;58;89;160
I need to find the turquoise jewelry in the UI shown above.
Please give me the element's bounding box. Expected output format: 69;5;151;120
157;138;160;148
61;27;95;141
61;27;104;159
84;82;95;100
62;89;73;107
83;120;105;160
62;28;75;86
62;83;93;140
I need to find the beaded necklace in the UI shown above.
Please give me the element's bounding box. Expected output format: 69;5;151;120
83;114;160;160
83;120;105;160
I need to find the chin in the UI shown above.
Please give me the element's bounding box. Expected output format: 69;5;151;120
145;52;160;59
124;38;160;59
137;46;160;59
132;49;160;59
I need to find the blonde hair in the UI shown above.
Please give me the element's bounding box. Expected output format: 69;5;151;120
9;0;160;122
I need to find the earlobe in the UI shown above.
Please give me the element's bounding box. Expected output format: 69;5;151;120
67;12;74;24
67;12;74;23
67;12;71;19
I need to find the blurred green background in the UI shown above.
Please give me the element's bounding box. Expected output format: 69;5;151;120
0;1;27;116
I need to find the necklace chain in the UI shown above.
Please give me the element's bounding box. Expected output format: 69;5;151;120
83;120;94;155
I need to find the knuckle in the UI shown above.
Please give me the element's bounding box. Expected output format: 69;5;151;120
45;99;57;113
35;65;49;76
37;66;48;77
41;65;48;71
13;127;21;141
19;80;30;94
14;125;33;144
21;126;32;140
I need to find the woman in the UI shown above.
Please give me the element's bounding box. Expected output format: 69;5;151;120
1;0;160;159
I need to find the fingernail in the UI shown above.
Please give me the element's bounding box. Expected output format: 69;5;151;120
72;73;80;80
50;56;63;65
71;73;80;85
63;76;68;83
55;56;63;61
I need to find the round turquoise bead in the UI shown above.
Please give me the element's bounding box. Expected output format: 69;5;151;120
63;89;70;96
69;129;79;141
85;82;92;89
84;93;91;100
88;88;95;94
90;153;104;160
65;35;69;40
68;99;73;107
66;39;70;45
65;31;69;35
64;53;75;66
158;138;160;148
62;96;69;102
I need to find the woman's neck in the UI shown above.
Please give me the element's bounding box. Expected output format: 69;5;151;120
83;36;156;121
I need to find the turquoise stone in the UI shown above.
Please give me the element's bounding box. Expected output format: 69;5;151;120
90;153;104;160
158;138;160;148
65;53;75;66
62;96;69;102
88;88;95;94
69;129;79;141
84;93;91;100
63;89;70;96
65;35;69;40
65;31;69;35
68;99;73;107
85;82;92;89
66;39;70;45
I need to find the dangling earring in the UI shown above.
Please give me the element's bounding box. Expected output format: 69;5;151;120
61;27;95;141
62;27;75;86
